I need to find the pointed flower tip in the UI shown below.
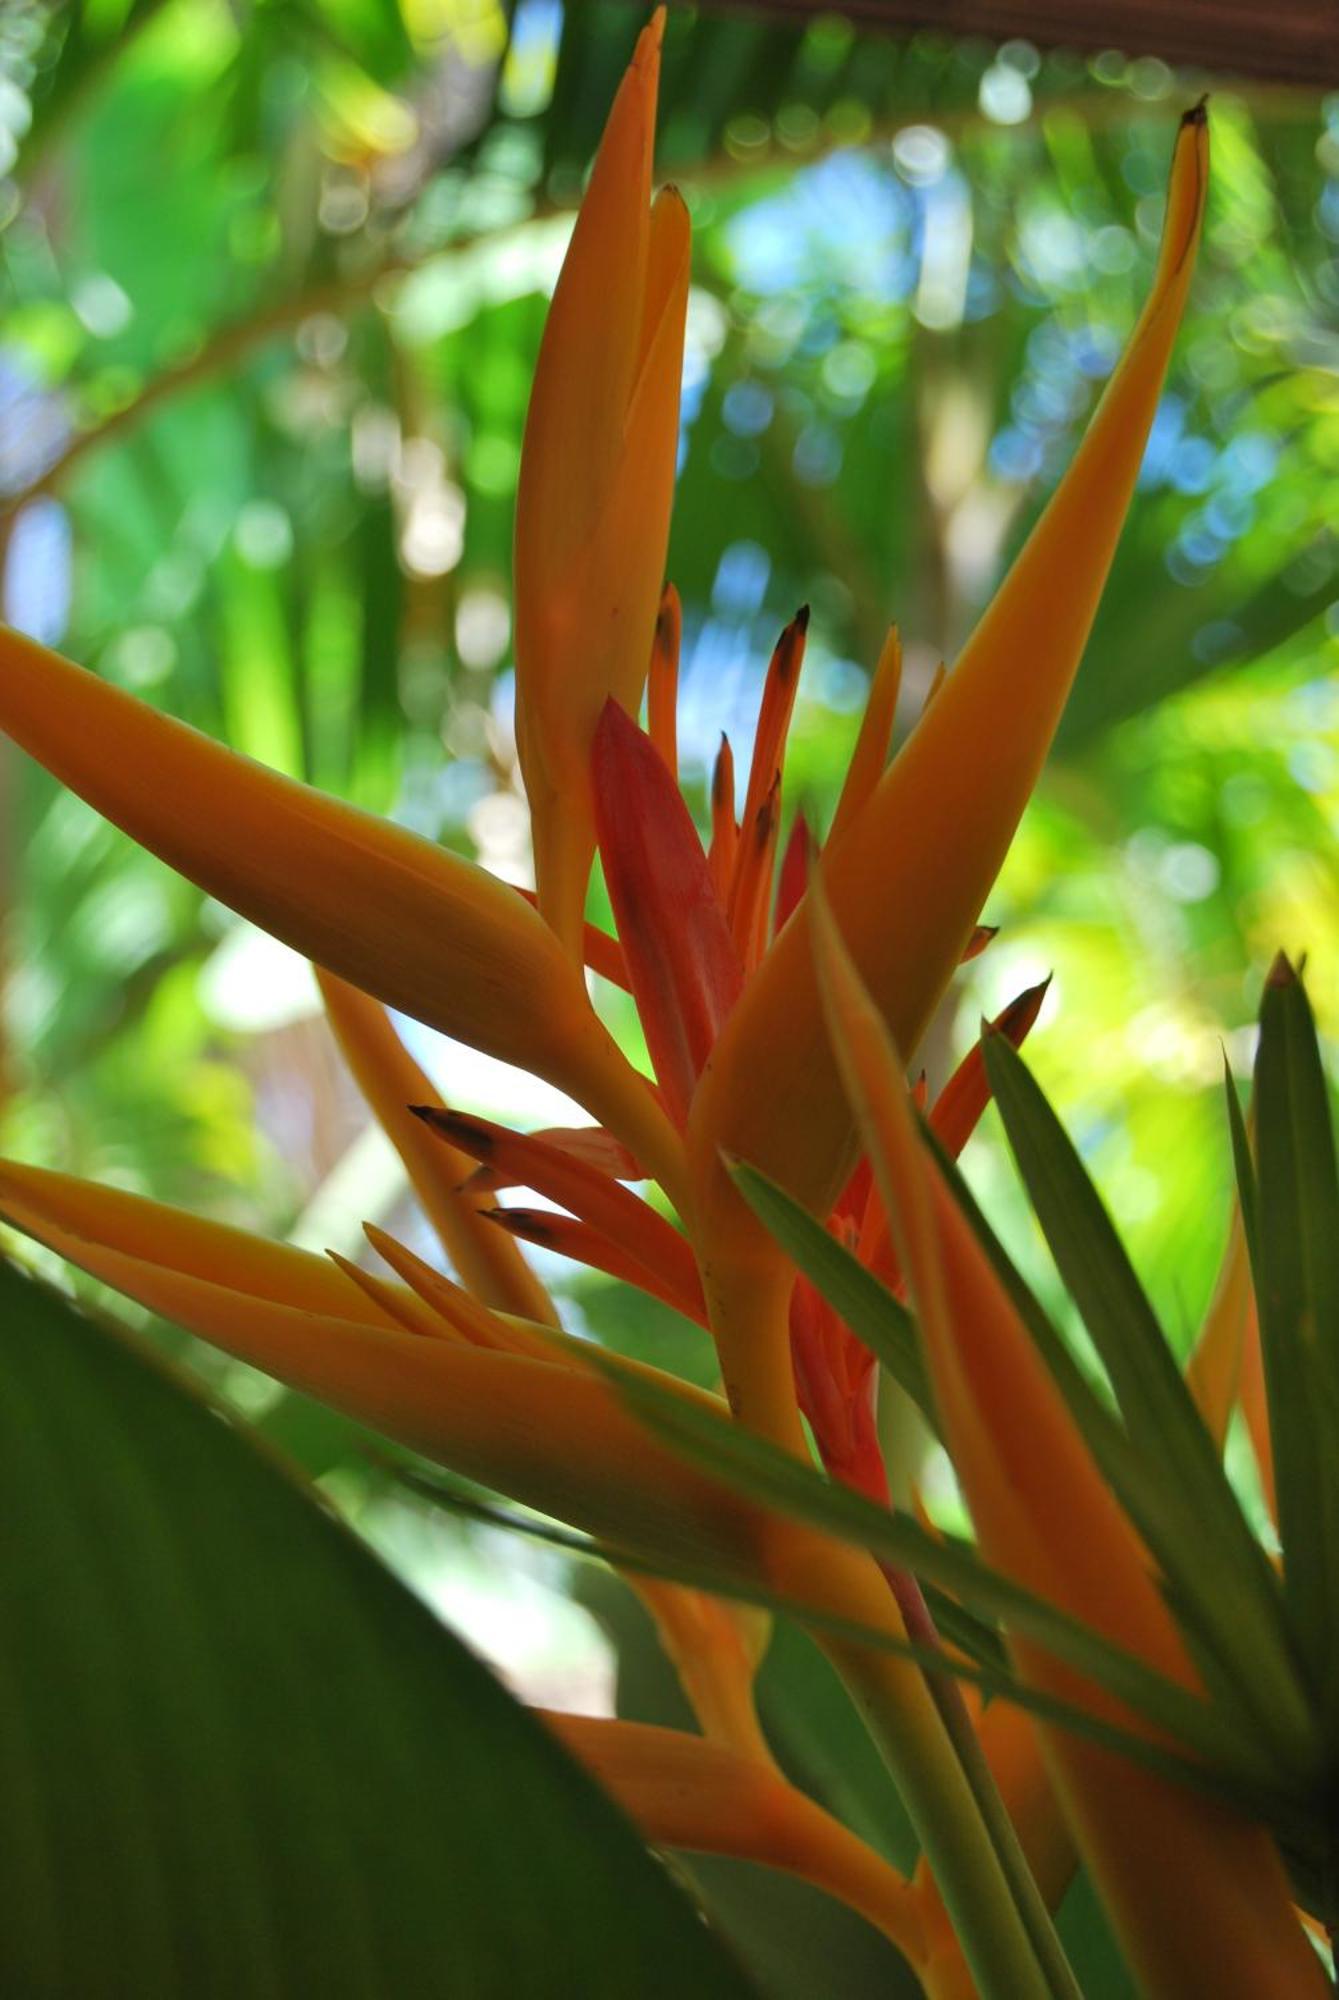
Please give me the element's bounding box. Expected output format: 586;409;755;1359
1183;94;1209;128
712;736;734;805
1266;949;1298;988
485;1208;551;1246
362;1219;398;1257
795;603;810;634
411;1100;487;1150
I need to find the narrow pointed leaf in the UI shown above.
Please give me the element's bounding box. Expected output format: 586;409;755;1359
725;1158;936;1430
981;1030;1303;1741
930;981;1048;1161
1223;1054;1259;1266
1252;955;1339;1720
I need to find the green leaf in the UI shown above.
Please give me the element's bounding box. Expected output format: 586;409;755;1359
725;1157;938;1431
980;1033;1309;1761
1252;956;1339;1727
0;1261;757;1998
1222;1054;1259;1270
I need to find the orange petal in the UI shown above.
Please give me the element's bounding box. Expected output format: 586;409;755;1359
317;969;556;1324
593;699;743;1127
865;979;1050;1291
828;625;902;848
463;1122;641;1193
774;810;814;937
1186;1204;1251;1453
0;1160;398;1325
414;1104;703;1311
728;772;781;973
482;1207;706;1325
326;1247;448;1341
1239;1286;1278;1527
687;110;1209;1426
543;1712;926;1961
648;581;682;783
736;608;807;862
4;1183;762;1576
0;626;686;1202
633;1578;773;1760
707;733;738;901
512;886;631;990
514;11;689;954
361;1221;554;1358
930;978;1051;1160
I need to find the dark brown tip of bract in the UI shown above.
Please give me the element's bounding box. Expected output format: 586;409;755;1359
795;603;810;633
1182;95;1209;129
712;734;732;803
1266;950;1297;988
485;1207;548;1244
411;1102;489;1148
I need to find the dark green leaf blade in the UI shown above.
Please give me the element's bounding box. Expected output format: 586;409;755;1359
0;1261;757;1999
1222;1053;1259;1269
1252;955;1339;1726
980;1032;1307;1754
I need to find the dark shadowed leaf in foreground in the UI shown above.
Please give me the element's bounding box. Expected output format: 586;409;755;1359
0;1260;756;2000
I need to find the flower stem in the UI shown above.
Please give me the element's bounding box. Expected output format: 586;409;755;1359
775;1526;1053;2000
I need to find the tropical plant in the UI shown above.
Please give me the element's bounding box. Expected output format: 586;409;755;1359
0;12;1333;1997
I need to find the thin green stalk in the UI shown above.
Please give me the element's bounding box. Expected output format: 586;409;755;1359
820;1617;1053;2000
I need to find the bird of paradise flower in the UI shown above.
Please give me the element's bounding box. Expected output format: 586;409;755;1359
0;14;1323;1998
